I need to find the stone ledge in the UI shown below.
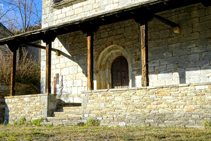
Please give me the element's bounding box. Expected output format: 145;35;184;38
81;82;211;94
4;94;53;99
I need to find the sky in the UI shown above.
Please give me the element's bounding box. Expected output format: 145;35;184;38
0;0;42;29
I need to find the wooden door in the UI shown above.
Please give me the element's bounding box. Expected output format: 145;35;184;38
111;56;129;88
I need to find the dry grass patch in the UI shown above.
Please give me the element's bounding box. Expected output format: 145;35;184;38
0;124;211;140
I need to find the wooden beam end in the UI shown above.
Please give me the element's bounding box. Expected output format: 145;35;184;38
174;26;181;34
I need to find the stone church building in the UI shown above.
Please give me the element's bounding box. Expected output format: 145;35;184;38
0;0;211;127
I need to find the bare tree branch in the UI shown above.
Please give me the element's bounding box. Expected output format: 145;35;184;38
0;0;41;33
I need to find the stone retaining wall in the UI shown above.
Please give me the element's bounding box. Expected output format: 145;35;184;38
0;82;42;123
82;83;211;128
4;94;57;124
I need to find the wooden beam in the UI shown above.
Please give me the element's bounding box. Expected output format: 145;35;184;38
87;32;94;90
10;49;17;96
154;14;179;28
54;76;56;94
23;43;61;54
54;74;59;94
141;23;149;87
0;0;203;46
45;41;52;94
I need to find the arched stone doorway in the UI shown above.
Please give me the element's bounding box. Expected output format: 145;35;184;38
95;45;132;89
111;56;129;88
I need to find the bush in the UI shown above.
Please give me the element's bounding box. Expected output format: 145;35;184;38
204;120;211;128
13;117;44;126
0;48;40;91
84;119;100;127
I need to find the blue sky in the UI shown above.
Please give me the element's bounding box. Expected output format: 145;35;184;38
0;0;42;29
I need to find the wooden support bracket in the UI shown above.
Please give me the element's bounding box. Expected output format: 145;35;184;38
23;43;61;56
154;14;180;34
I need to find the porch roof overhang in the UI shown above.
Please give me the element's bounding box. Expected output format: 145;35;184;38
0;0;208;48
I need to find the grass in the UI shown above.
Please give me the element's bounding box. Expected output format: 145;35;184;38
0;124;211;140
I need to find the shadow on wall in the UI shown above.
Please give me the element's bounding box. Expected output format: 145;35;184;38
148;32;211;86
41;31;88;95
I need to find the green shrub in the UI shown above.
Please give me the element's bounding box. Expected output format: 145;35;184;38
12;117;44;126
204;120;211;128
84;119;100;127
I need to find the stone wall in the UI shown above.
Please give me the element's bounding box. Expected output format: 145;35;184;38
81;83;211;128
42;0;158;28
0;83;41;122
4;94;57;124
41;3;211;94
148;4;211;87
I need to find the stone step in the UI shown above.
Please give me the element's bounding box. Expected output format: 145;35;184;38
63;106;81;110
55;106;81;112
56;95;83;104
46;117;81;122
41;117;86;126
41;121;80;126
54;113;82;118
54;111;82;115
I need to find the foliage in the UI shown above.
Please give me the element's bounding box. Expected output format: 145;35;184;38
0;48;40;91
13;117;44;127
204;120;211;128
84;119;100;127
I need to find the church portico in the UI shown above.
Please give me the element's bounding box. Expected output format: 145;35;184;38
1;0;211;127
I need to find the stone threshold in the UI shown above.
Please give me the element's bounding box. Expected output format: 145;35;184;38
81;82;211;93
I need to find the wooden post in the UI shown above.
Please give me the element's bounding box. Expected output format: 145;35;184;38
141;23;149;87
53;76;56;94
45;41;52;94
10;49;17;96
87;32;94;90
54;74;59;94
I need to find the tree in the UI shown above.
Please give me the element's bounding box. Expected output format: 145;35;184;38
0;0;41;33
